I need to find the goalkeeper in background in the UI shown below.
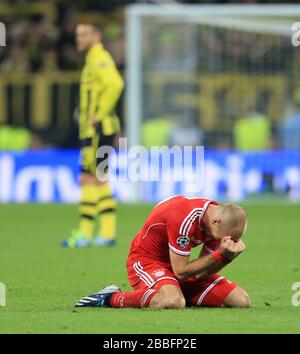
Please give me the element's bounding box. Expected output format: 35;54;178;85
63;23;124;248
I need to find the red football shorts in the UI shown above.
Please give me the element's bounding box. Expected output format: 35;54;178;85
127;257;237;307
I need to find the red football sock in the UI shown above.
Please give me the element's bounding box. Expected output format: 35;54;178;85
110;288;157;308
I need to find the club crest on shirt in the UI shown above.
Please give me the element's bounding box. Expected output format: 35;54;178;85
152;269;165;277
176;236;190;249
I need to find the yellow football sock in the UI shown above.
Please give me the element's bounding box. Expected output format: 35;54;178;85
78;184;98;239
97;183;117;240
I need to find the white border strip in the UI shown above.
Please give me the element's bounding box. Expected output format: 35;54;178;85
196;276;225;306
133;262;154;287
169;243;191;256
141;289;156;307
127;4;300;17
180;208;202;236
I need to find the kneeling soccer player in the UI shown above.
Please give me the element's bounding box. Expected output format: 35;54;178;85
75;196;251;309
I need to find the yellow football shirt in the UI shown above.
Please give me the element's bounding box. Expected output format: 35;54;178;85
79;43;124;140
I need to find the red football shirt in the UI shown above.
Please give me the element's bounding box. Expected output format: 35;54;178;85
127;196;220;265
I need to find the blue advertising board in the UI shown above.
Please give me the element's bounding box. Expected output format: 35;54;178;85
0;149;299;203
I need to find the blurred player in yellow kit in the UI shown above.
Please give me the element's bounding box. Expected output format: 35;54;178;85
62;23;124;248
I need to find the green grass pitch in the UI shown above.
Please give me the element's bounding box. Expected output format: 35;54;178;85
0;203;300;334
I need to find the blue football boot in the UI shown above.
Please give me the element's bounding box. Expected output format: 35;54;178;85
61;231;92;248
75;284;121;308
93;236;116;247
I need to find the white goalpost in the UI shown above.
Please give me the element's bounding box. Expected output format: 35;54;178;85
124;4;300;202
125;3;300;147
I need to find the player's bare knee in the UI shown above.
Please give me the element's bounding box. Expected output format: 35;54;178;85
237;292;251;308
234;288;251;308
150;293;185;309
162;295;186;309
151;285;185;309
224;287;251;308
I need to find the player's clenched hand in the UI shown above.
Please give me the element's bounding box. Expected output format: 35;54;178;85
219;236;246;260
90;116;100;128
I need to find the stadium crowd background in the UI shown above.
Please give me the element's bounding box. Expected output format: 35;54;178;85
0;0;300;151
0;0;297;73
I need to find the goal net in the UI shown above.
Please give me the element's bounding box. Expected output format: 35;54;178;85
123;4;300;202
